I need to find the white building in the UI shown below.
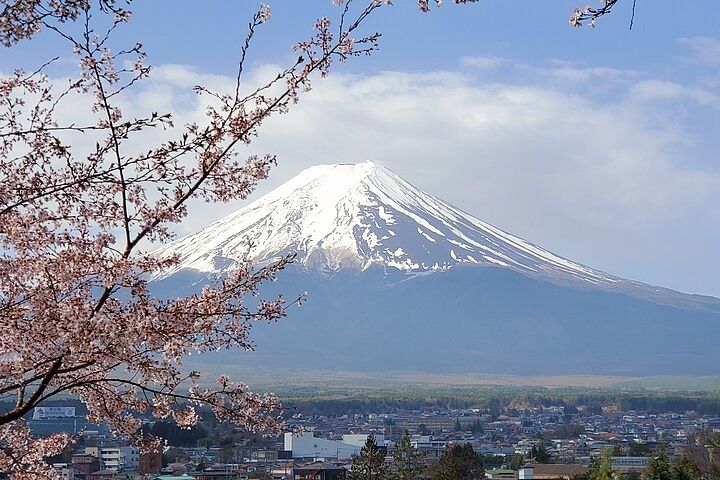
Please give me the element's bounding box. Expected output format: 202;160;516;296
579;456;649;472
518;467;533;479
52;463;75;480
341;434;385;448
283;432;385;459
85;446;139;471
410;435;446;450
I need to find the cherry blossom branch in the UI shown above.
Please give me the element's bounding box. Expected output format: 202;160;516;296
0;359;61;424
569;0;634;28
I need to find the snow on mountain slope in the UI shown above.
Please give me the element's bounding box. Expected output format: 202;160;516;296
152;161;625;287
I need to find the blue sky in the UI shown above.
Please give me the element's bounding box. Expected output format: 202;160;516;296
3;0;720;296
7;1;719;79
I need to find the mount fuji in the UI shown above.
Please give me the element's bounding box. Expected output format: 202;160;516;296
151;161;720;376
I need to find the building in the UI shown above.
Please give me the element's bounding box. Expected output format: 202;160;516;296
88;470;118;480
85;446;139;471
408;435;446;458
52;463;75;480
579;456;650;473
341;434;385;448
190;469;245;480
293;462;347;480
252;448;280;462
393;416;458;433
518;464;587;479
485;468;517;479
271;461;295;479
71;453;100;479
284;433;384;459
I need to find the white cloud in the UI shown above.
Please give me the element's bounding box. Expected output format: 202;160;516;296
461;56;642;84
678;36;720;67
547;66;642;83
459;55;511;70
628;79;720;107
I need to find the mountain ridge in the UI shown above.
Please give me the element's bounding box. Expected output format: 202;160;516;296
149;161;720;375
152;161;719;313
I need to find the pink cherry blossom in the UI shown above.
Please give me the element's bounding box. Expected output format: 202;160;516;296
0;0;391;476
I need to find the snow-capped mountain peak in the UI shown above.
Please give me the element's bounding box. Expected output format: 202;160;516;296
152;161;620;286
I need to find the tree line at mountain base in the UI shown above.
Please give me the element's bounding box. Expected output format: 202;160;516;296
281;389;720;418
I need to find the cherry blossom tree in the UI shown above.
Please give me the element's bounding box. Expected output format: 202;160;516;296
0;0;394;476
0;0;621;477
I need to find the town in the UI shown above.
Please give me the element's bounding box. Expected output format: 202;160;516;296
19;395;720;480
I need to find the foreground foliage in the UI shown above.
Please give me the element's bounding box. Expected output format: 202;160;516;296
0;0;392;475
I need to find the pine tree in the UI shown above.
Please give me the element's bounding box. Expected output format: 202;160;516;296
622;472;642;480
432;443;484;480
643;448;673;480
530;444;552;464
393;431;425;480
351;434;389;480
671;457;700;480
